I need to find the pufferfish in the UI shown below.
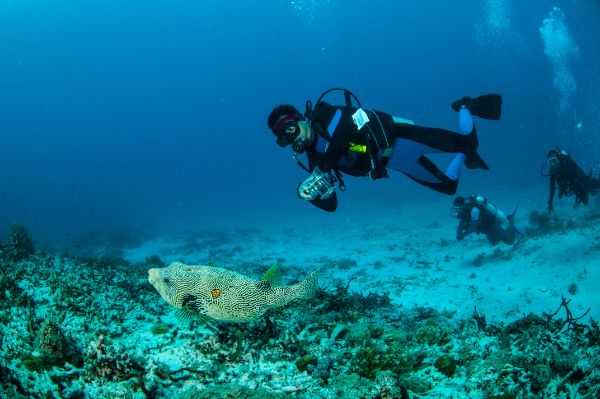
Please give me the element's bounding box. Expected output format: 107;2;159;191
148;261;319;323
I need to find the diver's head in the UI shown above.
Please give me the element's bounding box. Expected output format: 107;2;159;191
450;196;466;218
546;148;567;171
268;104;312;153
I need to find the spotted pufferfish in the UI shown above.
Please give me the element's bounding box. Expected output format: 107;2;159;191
148;261;319;323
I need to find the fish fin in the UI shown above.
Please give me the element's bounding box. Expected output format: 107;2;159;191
293;269;319;300
175;308;209;322
256;280;272;291
260;264;282;285
181;294;206;313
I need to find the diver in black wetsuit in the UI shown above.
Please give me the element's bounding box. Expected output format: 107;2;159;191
267;89;502;212
451;194;517;246
546;148;600;214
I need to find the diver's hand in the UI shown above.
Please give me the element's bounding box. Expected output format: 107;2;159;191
298;168;336;201
369;165;389;180
298;184;314;200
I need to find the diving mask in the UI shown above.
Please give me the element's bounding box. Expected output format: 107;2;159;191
546;149;567;170
546;155;559;169
450;196;466;218
450;205;461;218
274;114;304;148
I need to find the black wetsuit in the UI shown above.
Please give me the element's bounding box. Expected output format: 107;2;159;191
304;103;483;211
548;154;600;211
456;199;515;246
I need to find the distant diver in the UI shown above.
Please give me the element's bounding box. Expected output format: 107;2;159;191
267;88;502;212
544;148;600;214
451;193;517;246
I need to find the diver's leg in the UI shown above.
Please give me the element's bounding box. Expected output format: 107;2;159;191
393;123;474;153
486;232;500;246
489;223;515;245
392;116;487;170
505;220;516;245
412;155;459;194
390;107;476;151
486;229;502;246
577;190;589;205
387;139;465;190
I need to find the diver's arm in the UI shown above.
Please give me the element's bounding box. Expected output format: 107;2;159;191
456;221;467;241
313;107;354;173
318;139;347;173
457;208;479;240
296;170;338;212
548;173;556;214
457;221;478;240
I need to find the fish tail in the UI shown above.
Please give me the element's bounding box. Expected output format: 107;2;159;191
292;269;319;300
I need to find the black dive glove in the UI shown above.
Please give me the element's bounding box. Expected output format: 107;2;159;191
369;165;389;180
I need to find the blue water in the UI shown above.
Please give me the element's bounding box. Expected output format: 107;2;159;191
1;0;599;249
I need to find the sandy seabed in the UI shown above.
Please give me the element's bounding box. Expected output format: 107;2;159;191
1;197;599;398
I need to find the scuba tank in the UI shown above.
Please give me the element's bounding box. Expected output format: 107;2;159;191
472;194;506;224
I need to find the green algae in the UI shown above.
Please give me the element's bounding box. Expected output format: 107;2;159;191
150;322;170;335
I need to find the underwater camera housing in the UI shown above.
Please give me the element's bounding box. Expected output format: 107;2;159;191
299;170;337;200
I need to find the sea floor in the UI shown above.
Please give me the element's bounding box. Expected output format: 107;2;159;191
1;199;599;398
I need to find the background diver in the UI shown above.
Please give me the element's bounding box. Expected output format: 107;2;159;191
545;148;600;215
451;194;517;246
267;89;502;212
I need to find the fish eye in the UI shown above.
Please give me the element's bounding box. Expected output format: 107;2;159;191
163;278;171;284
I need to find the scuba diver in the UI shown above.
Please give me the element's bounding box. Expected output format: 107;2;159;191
267;88;502;212
451;194;517;246
545;148;600;214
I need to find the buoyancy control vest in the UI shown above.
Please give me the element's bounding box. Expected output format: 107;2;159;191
302;88;394;180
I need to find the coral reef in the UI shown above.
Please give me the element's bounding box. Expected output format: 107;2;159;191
526;209;576;237
0;225;599;398
310;278;392;322
1;224;35;262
